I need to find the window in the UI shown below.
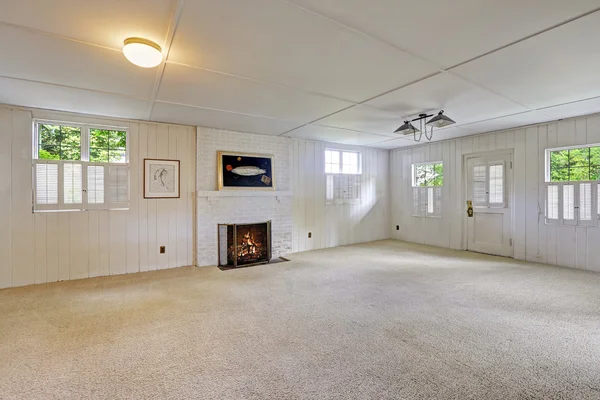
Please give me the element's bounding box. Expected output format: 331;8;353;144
325;149;361;204
470;161;506;208
33;121;129;212
412;162;443;218
325;149;360;174
545;145;599;226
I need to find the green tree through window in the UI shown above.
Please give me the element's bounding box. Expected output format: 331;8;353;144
90;129;127;162
550;147;600;182
414;163;443;186
38;124;81;160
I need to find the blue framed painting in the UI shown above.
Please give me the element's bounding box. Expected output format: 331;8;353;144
218;151;275;190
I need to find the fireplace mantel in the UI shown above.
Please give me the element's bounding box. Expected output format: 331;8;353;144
197;190;292;204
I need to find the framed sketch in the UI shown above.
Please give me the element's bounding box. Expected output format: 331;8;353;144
218;151;275;190
144;158;180;198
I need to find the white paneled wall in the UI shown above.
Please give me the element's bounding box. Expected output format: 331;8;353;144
0;106;196;289
390;114;600;273
292;139;390;252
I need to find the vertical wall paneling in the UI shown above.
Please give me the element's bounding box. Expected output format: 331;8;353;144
146;124;158;271
126;123;140;274
524;127;539;262
33;213;47;284
512;129;527;260
156;125;170;270
11;110;35;287
58;213;70;281
0;106;195;288
137;124;149;272
176;125;189;269
586;116;600;272
536;126;548;264
0;109;12;288
188;126;196;266
69;212;89;280
46;212;59;281
88;210;100;278
168;127;178;269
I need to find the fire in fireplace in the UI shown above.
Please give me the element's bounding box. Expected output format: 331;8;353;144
218;221;272;267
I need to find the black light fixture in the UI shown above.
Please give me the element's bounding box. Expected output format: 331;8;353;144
394;110;456;142
394;121;420;135
426;110;455;128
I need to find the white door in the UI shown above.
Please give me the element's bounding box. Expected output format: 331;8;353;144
466;151;513;257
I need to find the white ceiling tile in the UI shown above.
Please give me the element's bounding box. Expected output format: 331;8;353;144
288;0;600;67
457;112;554;136
366;137;414;150
0;77;151;120
285;125;390;145
452;12;600;110
539;97;600;120
315;105;405;136
365;73;529;126
157;63;353;123
168;0;437;102
0;0;174;49
151;102;301;135
0;25;156;98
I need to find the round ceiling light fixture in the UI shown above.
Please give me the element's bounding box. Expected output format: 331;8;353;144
122;37;163;68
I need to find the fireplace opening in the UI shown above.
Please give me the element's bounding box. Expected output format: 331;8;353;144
218;221;271;267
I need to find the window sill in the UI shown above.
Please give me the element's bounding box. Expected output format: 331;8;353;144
33;208;129;213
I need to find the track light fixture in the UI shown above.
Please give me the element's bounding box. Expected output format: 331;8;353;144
394;110;455;142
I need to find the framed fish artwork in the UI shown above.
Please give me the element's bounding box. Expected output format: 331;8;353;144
217;151;275;190
144;158;180;198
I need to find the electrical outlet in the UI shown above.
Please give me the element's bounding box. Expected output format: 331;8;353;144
160;246;166;254
308;232;312;238
396;225;399;231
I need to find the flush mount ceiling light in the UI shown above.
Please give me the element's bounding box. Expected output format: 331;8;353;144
394;110;456;142
122;37;162;68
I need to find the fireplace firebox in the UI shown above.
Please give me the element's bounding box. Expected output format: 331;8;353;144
218;221;272;267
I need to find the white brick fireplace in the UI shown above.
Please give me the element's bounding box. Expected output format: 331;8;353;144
196;127;293;266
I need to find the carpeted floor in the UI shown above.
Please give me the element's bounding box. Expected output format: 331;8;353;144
1;240;600;400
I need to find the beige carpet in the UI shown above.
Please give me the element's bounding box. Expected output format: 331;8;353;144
1;240;600;399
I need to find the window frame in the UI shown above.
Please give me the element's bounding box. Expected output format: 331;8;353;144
325;148;362;175
545;144;600;226
412;161;444;188
325;149;362;204
32;119;130;213
411;161;443;218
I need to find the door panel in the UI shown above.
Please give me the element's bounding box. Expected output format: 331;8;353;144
466;152;513;257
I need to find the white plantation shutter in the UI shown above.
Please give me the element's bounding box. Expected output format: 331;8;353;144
412;187;421;217
34;161;59;210
488;163;505;207
427;187;434;214
108;165;129;209
472;164;487;207
579;183;593;222
546;184;559;223
562;184;576;225
326;175;334;201
62;162;83;209
578;183;596;227
431;187;443;217
326;174;361;204
545;182;597;226
412;187;441;217
87;165;105;206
